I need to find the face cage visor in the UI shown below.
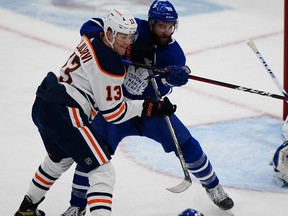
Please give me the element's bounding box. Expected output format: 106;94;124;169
105;29;139;50
113;30;139;44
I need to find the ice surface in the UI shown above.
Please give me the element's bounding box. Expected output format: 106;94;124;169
0;0;287;215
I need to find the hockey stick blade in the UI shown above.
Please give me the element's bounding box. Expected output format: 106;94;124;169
166;177;192;193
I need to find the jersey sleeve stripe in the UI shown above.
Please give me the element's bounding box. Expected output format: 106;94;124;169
107;105;127;124
83;35;125;78
103;102;126;122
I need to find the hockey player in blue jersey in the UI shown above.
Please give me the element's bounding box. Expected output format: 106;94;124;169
61;1;234;215
14;8;177;216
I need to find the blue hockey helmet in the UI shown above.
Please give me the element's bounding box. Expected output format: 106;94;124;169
148;0;178;23
178;208;205;216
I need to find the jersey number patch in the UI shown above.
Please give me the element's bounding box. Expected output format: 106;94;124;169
106;85;122;101
61;53;122;102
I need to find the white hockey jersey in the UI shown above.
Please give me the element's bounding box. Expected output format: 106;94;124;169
59;31;143;124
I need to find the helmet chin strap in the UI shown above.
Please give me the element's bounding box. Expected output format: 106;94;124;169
104;31;116;50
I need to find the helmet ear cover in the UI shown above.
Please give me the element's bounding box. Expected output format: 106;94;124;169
105;27;114;42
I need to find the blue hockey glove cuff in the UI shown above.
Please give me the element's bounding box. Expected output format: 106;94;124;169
162;65;191;87
142;97;176;118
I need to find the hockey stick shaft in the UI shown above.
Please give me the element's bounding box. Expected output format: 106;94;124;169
151;78;192;193
130;60;192;193
189;74;287;101
247;40;288;99
247;40;288;131
122;60;288;101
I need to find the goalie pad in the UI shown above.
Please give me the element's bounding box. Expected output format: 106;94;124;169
273;170;288;186
270;140;288;186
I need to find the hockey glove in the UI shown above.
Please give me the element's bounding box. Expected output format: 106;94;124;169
142;97;176;118
162;65;191;87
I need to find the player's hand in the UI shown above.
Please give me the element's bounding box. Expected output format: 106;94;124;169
162;65;191;87
142;97;176;118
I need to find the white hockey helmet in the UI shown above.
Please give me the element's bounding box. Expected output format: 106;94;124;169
103;9;138;48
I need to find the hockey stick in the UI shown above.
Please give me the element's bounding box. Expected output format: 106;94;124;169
247;40;288;131
122;60;288;101
123;60;192;193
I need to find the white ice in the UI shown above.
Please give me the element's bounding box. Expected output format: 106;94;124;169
0;0;287;215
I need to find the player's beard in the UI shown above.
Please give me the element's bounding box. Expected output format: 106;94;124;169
152;32;172;46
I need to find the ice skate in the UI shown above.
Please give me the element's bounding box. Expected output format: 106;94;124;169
206;184;234;210
14;195;45;216
61;206;86;216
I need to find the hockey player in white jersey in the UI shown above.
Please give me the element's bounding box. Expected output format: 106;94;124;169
14;8;176;216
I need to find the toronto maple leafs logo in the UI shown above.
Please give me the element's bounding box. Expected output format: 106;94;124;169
123;65;149;95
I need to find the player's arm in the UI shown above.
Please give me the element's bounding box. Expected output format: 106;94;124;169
93;69;176;124
155;43;190;95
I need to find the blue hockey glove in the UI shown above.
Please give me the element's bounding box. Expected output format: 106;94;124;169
142;97;176;118
162;65;191;87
